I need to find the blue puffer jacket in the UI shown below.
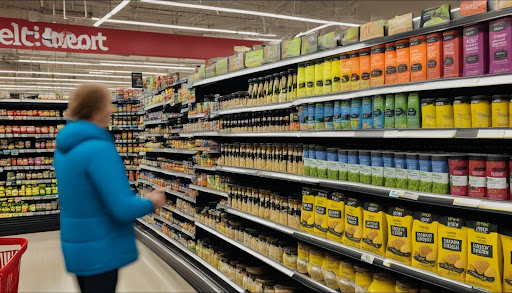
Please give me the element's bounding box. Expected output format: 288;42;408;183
54;121;154;277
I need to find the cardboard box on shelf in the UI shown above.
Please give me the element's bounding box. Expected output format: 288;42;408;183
228;53;245;72
234;46;251;54
281;38;301;59
318;31;337;51
420;4;451;28
301;33;319;55
360;19;385;41
215;57;228;75
342;27;359;45
387;13;413;36
244;49;263;68
198;65;206;79
205;64;216;78
263;43;281;64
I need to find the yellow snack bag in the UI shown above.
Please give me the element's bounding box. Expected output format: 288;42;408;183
466;221;503;293
300;187;315;233
327;192;344;242
386;207;414;265
501;230;512;292
361;201;387;256
314;189;329;237
412;211;439;273
437;216;468;282
342;197;363;249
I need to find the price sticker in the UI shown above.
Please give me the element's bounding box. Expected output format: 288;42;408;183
453;198;481;208
360;253;375;264
389;190;404;198
383;259;392;267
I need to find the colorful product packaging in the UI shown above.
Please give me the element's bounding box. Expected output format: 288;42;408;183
468;154;487;198
386;207;414;265
437;216;468;282
486;155;509;200
407;92;421;128
396;39;411;83
370;45;385;87
394;93;408;128
491;95;510;127
301;187;316;233
384;94;395;128
385;42;398;84
326;192;344;242
373;95;385;129
489;17;512;74
448;155;469;196
501;229;512;292
383;151;396;188
331;56;341;93
350;98;362;130
463;24;489;77
410;35;427;81
406;153;420;191
314;189;329;237
341;100;351;130
362;202;387;256
421;98;436;128
342;197;364;249
443;30;463;78
350;51;361;90
340;53;352;91
371;151;384;186
359;48;371;89
426;33;443;79
412;211;439;273
362;97;373;129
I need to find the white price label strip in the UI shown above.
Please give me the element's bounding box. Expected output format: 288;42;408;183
453;198;481;208
477;129;504;138
389;190;405;198
401;192;419;201
382;259;392;267
479;201;512;212
360;253;375;264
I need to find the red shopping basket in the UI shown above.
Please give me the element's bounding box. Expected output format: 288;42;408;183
0;238;28;293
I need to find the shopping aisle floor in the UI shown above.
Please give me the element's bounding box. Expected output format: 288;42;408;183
15;231;196;292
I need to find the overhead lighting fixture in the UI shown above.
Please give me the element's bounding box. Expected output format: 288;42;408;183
295;23;336;38
244;38;282;43
97;61;195;70
17;59;194;70
0;76;131;84
140;0;360;27
0;70;130;79
89;70;171;75
1;85;77;90
4;82;83;86
91;17;278;37
93;0;131;27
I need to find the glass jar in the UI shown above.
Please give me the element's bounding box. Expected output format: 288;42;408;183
354;265;373;293
288;197;301;230
395;279;419;293
258;234;267;254
368;272;395;293
297;242;309;274
263;191;271;219
254;278;275;293
228;260;239;280
471;95;491;128
283;246;297;269
339;259;356;293
219;257;230;276
269;238;283;263
235;263;247;286
324;253;341;290
279;196;289;226
308;248;325;284
270;193;278;223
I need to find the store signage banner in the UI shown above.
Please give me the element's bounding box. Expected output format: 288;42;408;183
131;73;143;88
0;17;261;59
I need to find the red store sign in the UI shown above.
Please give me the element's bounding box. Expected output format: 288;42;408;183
0;17;261;59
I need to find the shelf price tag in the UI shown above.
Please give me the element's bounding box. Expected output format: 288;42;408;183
389;190;405;198
453;198;481;208
360;253;375;264
382;259;392;267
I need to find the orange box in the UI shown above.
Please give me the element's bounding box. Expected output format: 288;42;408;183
350;51;360;90
359;48;371;89
443;29;463;78
371;44;385;87
426;33;443;79
410;35;427;82
385;42;397;84
340;53;352;92
396;39;411;83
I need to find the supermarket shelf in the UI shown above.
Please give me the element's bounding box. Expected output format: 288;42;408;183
214;165;512;216
136;218;246;293
196;222;336;293
143;119;167;126
0;210;60;218
0;133;57;138
2;179;56;186
139;133;165;137
217;205;484;293
0;195;58;201
1;149;55;154
0;99;68;104
179;129;512;139
138;179;196;203
109;126;143;131
187;113;205;119
1;165;54;171
191;7;512;87
0;116;65;121
152;214;195;239
193;165;218;172
115;139;140;144
0;212;60;236
144;102;165;111
162;205;195;221
139;164;195;179
145;148;196;155
119;152;138;157
113;98;140;104
112;111;145;116
189;184;228;198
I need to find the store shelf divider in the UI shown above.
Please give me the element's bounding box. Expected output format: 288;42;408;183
139;164;195;179
189;184;228;198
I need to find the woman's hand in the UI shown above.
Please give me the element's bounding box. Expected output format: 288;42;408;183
146;188;166;209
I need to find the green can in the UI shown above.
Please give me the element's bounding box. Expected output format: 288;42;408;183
395;93;407;128
407;92;421;128
384;94;395;128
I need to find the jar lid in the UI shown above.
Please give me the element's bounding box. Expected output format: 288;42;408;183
236;263;247;270
298;63;306;68
359;150;371;156
449;154;468;160
348;150;358;156
229;259;239;266
308;248;324;256
396;279;419;289
246;266;269;275
373;272;395;281
288;69;294;73
453;96;469;102
305;61;314;66
370;150;382;156
248;78;253;83
471;95;489;100
258;77;264;81
255;278;275;286
284;246;297;254
338;149;348;155
394;152;406;159
265;75;272;80
418;154;430;160
468;153;487;161
280;71;287;76
486;154;509;161
492;94;509;100
406;153;418;159
315;59;323;64
436;98;451;103
354;264;371;273
381;151;394;158
430;153;450;161
315;146;326;151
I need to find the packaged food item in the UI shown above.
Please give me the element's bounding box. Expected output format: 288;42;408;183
491;95;510;127
419;154;433;192
383;151;396;188
305;61;315;97
318;31;336;51
342;197;363;249
362;201;387;256
309;145;318;177
315;146;327;179
342;27;359;46
301;33;318;55
449;154;469;196
331;56;341;93
323;58;332;95
420;4;451;28
350;98;362;130
435;98;454;128
347;150;360;182
438;216;468;282
426;33;443;79
338;149;349;181
314;60;324;96
324;253;341;289
489;17;512;74
468;154;487;198
324;101;334;130
314;189;329;237
501;229;512;292
406;153;420;191
373;95;385;129
410;36;427;81
396;39;411;83
333;101;342;130
463;24;489;77
386;207;414;265
339;259;356;293
362;96;373;129
385;43;397;84
460;0;487;16
360;19;385;41
368;272;395;293
297;63;306;98
432;154;450;194
327;192;344;242
359;48;371;89
387;13;413;36
370;45;385;87
300;187;315;233
327;148;339;180
421;98;436;128
350;51;360;90
340;53;352;91
359;150;372;184
486;154;509;200
371;151;384;186
471;95;491;128
407;92;420;128
466;221;503;292
354;265;373;292
341;100;351;130
395;93;408;128
384;94;395;128
412;211;439;273
272;73;280;104
453;96;472;128
297;242;310;274
281;38;301;59
315;102;325;130
510;95;512;128
395;153;408;189
308;248;325;284
443;30;463;78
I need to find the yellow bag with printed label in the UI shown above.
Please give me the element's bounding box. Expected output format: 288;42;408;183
342;197;363;249
501;230;512;292
411;211;438;273
386;206;414;265
437;216;468;282
361;201;387;256
301;187;316;233
326;192;344;242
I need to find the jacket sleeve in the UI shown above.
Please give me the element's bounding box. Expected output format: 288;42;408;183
86;140;154;223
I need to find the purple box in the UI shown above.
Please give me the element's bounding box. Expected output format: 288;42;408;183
489;17;512;74
463;24;489;76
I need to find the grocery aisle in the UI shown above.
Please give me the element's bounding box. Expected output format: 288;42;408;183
15;231;195;293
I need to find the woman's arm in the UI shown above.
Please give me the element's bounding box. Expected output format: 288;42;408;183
86;140;155;223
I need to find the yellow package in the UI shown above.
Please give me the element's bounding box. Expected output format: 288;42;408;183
361;202;387;256
327;192;344;242
437;216;468;282
314;189;329;237
466;221;503;293
324;253;341;290
501;230;512;292
308;248;325;284
412;211;439;273
342;197;363;249
300;187;315;233
386;207;414;265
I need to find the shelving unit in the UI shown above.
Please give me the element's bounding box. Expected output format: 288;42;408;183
188;184;228;198
139;165;195;179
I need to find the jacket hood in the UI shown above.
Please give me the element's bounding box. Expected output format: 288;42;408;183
56;121;113;154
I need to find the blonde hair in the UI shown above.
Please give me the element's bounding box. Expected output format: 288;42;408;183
67;84;111;121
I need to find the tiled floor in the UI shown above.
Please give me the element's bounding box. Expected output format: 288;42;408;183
10;230;195;292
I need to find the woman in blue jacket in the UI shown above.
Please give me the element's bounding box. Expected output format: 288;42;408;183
54;84;166;293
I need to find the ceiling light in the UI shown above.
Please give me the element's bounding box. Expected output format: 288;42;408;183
17;59;194;70
89;70;171;75
244;38;282;42
1;85;77;90
295;24;336;38
97;62;195;70
0;76;130;84
91;17;278;37
93;0;131;27
140;0;360;27
18;59;93;66
0;70;130;79
4;82;83;86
